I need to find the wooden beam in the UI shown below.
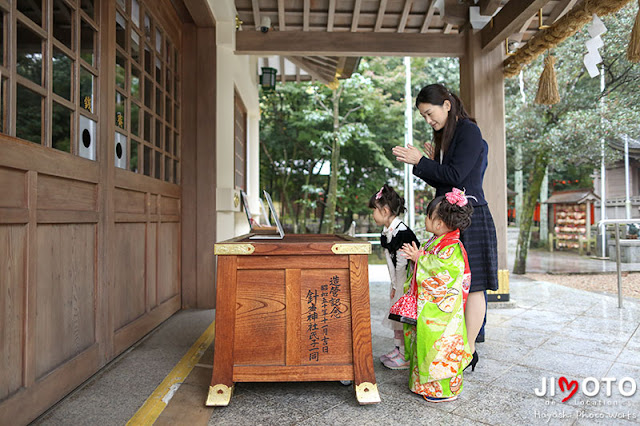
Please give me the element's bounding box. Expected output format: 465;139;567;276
278;0;286;31
510;14;537;43
279;56;286;83
351;0;362;32
398;0;414;32
420;0;437;33
327;0;336;31
236;31;465;57
340;57;361;78
375;0;388;32
443;23;453;34
547;0;579;24
287;57;334;84
303;0;310;31
481;0;550;51
251;0;260;29
478;0;501;16
177;0;212;26
443;0;468;26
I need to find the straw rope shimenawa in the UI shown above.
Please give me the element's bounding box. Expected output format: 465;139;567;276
628;0;640;62
535;54;561;105
504;0;636;77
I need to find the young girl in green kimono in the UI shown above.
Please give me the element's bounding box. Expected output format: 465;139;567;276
398;188;474;403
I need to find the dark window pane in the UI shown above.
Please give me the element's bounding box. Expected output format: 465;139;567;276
174;160;179;184
144;77;152;108
80;67;94;113
18;0;43;26
52;103;72;152
174;75;179;100
143;145;151;176
155;120;162;149
81;20;96;65
116;51;126;89
0;77;6;133
52;48;72;100
131;103;140;136
144;45;152;74
165;98;171;124
131;0;140;27
131;66;141;99
131;31;140;64
0;12;4;67
166;68;172;97
165;127;171;154
53;0;73;49
154;151;161;179
144;111;151;142
130;141;139;172
165;156;171;181
81;0;95;20
16;85;42;144
116;12;126;50
116;92;125;129
155;87;162;116
174;132;179;157
17;22;43;86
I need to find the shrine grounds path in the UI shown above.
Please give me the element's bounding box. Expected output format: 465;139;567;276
33;231;640;425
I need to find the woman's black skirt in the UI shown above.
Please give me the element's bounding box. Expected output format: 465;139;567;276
461;204;499;292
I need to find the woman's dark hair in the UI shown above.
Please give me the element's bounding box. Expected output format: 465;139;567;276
368;184;406;216
426;195;473;232
415;84;475;160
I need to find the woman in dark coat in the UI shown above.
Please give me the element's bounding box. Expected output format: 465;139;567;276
392;84;498;369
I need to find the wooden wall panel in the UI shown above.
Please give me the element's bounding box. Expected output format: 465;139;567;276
234;270;286;365
0;167;26;208
147;223;158;309
37;175;98;212
0;225;26;400
114;188;146;214
150;194;158;215
113;224;147;330
35;224;96;379
157;222;180;304
160;196;180;217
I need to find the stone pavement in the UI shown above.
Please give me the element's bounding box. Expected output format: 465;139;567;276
34;261;640;425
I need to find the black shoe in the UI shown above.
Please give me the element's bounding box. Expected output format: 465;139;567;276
464;351;478;372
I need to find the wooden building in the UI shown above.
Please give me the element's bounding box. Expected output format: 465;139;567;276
0;0;585;423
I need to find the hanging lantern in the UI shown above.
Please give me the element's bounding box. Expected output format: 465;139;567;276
260;67;277;91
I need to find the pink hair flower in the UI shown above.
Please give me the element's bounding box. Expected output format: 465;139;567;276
375;187;384;200
445;188;468;207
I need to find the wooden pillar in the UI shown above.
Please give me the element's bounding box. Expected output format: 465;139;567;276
181;24;217;308
459;30;509;301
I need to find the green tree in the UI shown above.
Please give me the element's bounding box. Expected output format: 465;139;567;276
508;2;640;273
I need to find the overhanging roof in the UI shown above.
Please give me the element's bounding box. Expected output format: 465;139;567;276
234;0;581;84
545;189;600;204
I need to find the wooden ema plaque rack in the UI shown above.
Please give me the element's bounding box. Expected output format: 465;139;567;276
206;234;380;406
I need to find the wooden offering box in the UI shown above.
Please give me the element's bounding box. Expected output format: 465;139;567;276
206;234;380;406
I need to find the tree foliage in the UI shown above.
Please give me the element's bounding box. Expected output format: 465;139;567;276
508;2;640;273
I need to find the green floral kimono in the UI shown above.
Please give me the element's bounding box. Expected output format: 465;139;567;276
403;229;473;398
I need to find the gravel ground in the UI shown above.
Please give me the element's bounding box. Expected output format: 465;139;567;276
524;272;640;299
